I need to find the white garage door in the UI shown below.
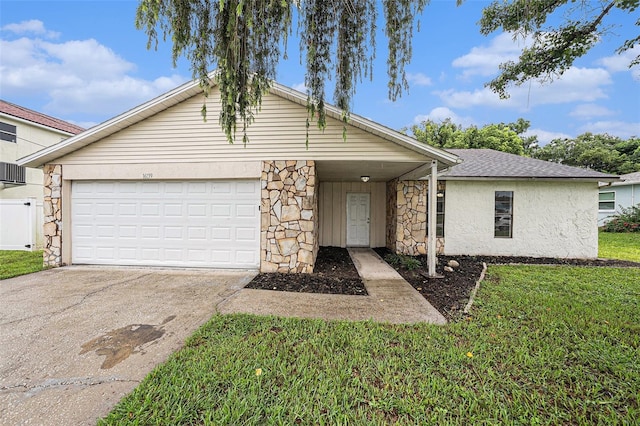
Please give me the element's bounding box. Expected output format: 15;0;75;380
71;180;260;268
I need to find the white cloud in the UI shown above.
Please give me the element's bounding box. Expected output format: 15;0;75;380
437;67;612;110
598;45;640;80
0;24;188;120
569;103;615;120
452;32;531;79
579;121;640;139
524;129;573;145
413;107;475;127
1;19;59;38
407;72;432;86
291;82;307;93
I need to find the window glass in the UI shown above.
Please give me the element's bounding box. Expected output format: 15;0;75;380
495;191;513;238
0;122;17;143
427;181;445;238
598;192;615;210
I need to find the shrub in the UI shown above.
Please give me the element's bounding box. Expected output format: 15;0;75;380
384;253;423;270
603;203;640;233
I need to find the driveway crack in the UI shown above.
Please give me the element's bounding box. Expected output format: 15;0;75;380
0;376;140;397
0;273;153;327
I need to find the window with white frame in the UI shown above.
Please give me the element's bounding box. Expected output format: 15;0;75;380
0;122;17;143
426;181;445;237
494;191;513;238
599;191;615;211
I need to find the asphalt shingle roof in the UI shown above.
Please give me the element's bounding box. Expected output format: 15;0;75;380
613;171;640;186
0;100;84;135
441;149;617;180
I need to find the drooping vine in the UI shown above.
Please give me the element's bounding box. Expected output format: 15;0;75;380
136;0;427;144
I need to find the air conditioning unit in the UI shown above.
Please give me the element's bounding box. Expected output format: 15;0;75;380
0;162;26;184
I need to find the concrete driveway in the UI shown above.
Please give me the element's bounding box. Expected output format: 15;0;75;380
0;266;255;426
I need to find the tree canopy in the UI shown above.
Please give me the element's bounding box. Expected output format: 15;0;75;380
410;119;640;175
408;118;536;156
533;133;640;175
135;0;639;143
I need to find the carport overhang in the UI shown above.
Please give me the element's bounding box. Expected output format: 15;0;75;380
315;159;446;278
315;160;453;182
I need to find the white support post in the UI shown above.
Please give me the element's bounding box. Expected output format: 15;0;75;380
427;160;438;277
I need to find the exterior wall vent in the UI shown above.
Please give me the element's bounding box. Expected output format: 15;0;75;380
0;162;26;184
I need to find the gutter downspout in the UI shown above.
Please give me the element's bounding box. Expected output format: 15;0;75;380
427;160;437;277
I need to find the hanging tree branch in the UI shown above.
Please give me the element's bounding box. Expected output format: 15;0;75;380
136;0;420;144
135;0;639;142
479;0;639;98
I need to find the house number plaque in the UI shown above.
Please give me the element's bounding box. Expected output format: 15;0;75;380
142;173;153;179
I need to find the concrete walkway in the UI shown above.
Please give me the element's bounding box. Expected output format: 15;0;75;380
219;248;447;325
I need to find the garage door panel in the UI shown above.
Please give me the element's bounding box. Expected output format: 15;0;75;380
71;180;259;268
164;204;183;216
119;203;137;216
212;227;231;241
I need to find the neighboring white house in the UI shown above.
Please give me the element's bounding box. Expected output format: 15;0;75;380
18;79;616;271
1;100;84;199
1;100;84;249
598;171;640;225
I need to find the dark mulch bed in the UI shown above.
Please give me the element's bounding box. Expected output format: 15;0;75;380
374;248;640;320
247;246;640;320
246;246;367;295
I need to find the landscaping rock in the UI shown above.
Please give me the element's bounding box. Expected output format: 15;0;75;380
447;259;460;269
444;266;454;273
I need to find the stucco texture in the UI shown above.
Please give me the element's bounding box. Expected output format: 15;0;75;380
443;180;599;258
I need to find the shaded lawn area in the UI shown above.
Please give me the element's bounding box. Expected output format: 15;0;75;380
100;266;640;425
0;250;43;280
599;231;640;262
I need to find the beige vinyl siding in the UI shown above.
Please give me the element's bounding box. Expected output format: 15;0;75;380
318;181;386;247
55;89;427;165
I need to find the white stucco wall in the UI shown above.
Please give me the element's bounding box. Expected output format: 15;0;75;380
443;180;599;258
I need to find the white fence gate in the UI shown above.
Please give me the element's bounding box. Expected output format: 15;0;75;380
0;198;43;251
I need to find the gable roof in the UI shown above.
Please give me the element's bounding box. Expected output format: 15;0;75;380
0;100;84;135
439;149;618;182
18;78;459;168
611;171;640;186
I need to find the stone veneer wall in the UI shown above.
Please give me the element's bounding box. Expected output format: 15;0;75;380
387;179;444;256
43;164;63;267
260;160;318;273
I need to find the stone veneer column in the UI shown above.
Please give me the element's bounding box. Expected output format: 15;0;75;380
43;164;63;267
260;160;318;273
389;180;445;256
395;180;428;256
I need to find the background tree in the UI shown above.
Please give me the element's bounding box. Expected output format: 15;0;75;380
407;118;535;155
533;133;640;174
136;0;638;142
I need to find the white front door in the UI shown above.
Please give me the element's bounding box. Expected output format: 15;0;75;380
346;193;370;247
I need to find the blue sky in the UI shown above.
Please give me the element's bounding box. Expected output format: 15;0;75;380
1;0;638;144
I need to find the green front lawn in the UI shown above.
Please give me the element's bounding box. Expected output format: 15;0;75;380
0;250;43;280
101;265;640;424
599;231;640;262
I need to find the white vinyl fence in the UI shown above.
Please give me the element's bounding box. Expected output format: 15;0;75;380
0;198;43;251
